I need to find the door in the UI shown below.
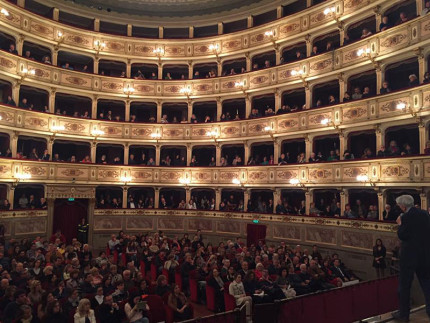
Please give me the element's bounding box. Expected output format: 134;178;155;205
53;199;88;243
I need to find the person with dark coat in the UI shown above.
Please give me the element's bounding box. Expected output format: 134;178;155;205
207;268;225;313
98;294;122;323
394;195;430;321
372;239;387;278
77;218;89;244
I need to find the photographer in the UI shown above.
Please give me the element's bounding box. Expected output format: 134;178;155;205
124;292;149;323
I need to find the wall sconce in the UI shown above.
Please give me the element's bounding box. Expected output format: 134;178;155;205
396;101;421;117
179;177;191;186
232;178;244;187
206;130;219;144
264;30;277;48
234;81;246;94
120;175;132;184
94;40;106;54
1;8;9;16
13;172;32;186
320;118;338;129
91;129;105;138
209;43;221;59
356;175;375;186
21;67;35;81
179;87;192;99
264;125;275;140
51;125;65;132
151;130;162;143
153;47;165;62
123;84;135;98
323;6;339;22
56;30;64;45
289;178;305;188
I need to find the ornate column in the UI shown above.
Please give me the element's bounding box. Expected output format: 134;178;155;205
185;188;191;203
12;81;20;104
215;189;221;210
419;121;427;154
274;88;281;112
216;144;221;166
305;35;312;58
158;27;164;39
340;189;349;216
94;57;99;75
52;8;59;21
124;143;129;165
375;6;382;32
125;100;131;122
11;131;18;158
245;52;251;72
375;64;383;95
126;59;131;78
218;23;223;35
122;187;128;208
377;190;385;221
52;49;58;66
305;135;312;160
339;24;345;47
7;186;15;210
420;190;428;211
375;125;384;152
49;88;56;113
273;189;281;204
155;144;161;166
187;101;193;122
339;131;346;160
416;0;423;17
16;34;24;56
338;73;345;102
276;6;282;18
189;26;194;38
91;142;97;163
275;48;281;66
305;85;312;109
245;95;251;119
217;61;222;77
188;61;193;80
244;141;250;165
94;19;100;32
306;0;312;7
154;188;160;208
46;198;56;239
417;49;425;83
305;190;312;215
273;139;280;161
247;16;253;28
157;100;162;122
127;25;132;37
47;137;54;158
216;97;222;121
17;0;25;7
186;144;192;166
244;189;250;211
87;198;96;246
91;95;98;119
158;64;163;80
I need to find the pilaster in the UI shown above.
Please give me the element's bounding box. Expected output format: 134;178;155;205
12;82;20;104
247;16;253;28
155;144;161;166
215;189;221;210
52;8;59;21
94;19;100;32
125;100;131;122
245;96;251;118
91;142;97;163
216;97;222;121
126;60;131;79
216;144;221;166
49;88;56;113
378;191;385;221
244;141;250;165
419;122;427;154
185;188;191;203
305;190;312;215
16;34;24;56
154;188;160;208
187;101;193;122
420;191;428;211
124;143;129;165
245;52;251;72
7;186;14;210
91;96;98;119
122;187;128;208
274;88;281;112
52;49;58;66
158;27;164;39
157;100;162;122
244;189;250;211
189;27;194;38
11;132;18;158
218;23;223;35
186;144;192;166
340;189;349;216
127;25;132;37
94;58;99;75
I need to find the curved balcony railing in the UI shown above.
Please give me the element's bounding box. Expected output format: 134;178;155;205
0;84;428;143
0;14;428;100
1;155;428;187
0;0;391;61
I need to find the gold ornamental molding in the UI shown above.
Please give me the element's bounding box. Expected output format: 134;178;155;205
0;209;47;219
1;156;430;188
0;83;429;143
0;14;429;100
0;0;391;61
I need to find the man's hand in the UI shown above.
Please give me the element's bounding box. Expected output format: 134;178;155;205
396;216;402;225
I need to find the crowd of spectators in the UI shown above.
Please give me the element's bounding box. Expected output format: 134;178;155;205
0;226;364;323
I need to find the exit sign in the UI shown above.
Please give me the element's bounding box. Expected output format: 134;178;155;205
253;219;259;224
68;198;75;201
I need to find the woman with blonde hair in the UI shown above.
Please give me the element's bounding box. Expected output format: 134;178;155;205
74;298;96;323
28;280;44;305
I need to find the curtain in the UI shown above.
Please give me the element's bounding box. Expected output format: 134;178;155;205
53;199;88;244
246;224;266;247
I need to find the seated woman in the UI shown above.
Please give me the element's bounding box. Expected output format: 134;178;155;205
207;268;225;313
124;292;150;323
155;275;170;297
168;284;192;321
73;298;96;323
229;273;253;322
243;271;272;304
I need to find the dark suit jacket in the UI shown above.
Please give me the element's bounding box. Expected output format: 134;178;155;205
397;207;430;273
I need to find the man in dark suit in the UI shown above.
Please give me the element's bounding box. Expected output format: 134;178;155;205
394;195;430;321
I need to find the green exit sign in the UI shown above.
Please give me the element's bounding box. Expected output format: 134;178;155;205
68;198;75;201
253;219;259;224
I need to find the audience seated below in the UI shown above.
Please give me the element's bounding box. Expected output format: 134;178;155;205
0;229;362;323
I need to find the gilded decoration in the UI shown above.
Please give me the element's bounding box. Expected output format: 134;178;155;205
249;75;270;88
221;126;240;136
276;170;298;180
342;106;368;120
94;217;123;231
100;126;122;136
193;83;213;93
248;171;268;182
0;10;20;26
126;218;153;231
217;221;241;234
344;0;364;10
310;59;333;73
130;171;153;180
15;219;47;235
46;185;95;199
0;57;16;69
63;76;89;87
279;22;300;37
380;33;408;51
273;225;301;241
381;165;410;178
308;169;332;180
64;34;91;47
164;85;181;94
31;68;50;79
222;39;242;52
134;45;155;55
22;166;46;176
134;85;155;94
97;169;120;179
0;165;11;176
0;111;14;122
188;218;213;232
63;122;86;132
131;128;152;137
164;46;185;57
191;172;211;182
305;227;337;245
341;230;373;250
278;119;299;129
162;129;183;137
160;171;181;182
30;22;53;37
158;218;184;230
105;42;125;53
102;82;123;92
343;167;368;178
59;168;85;177
308;113;332;126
